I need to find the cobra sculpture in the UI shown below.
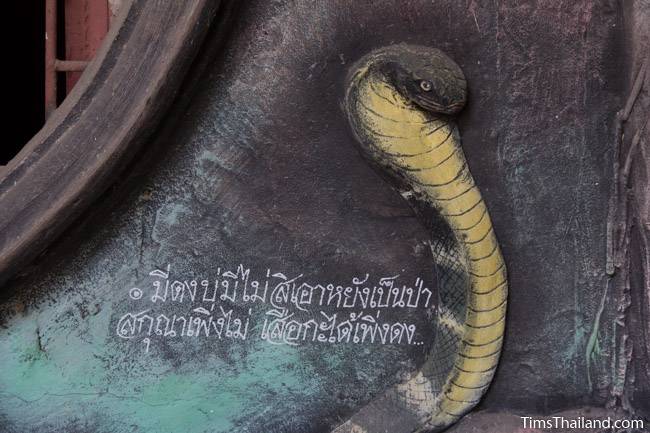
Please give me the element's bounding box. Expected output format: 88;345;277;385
336;44;508;433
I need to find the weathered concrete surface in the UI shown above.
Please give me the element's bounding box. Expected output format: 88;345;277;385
0;0;634;432
621;0;650;421
446;411;536;433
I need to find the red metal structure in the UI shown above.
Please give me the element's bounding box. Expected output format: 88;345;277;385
44;0;118;118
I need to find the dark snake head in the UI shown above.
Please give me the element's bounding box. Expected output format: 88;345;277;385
369;44;467;116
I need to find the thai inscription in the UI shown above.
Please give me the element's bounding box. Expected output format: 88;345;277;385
116;264;434;352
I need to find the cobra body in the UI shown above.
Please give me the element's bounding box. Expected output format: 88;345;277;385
336;45;507;433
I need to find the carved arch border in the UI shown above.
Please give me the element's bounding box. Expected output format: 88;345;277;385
0;0;230;285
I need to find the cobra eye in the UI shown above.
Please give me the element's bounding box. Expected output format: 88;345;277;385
419;80;432;91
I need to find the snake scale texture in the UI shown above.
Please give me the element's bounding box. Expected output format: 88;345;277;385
334;44;508;433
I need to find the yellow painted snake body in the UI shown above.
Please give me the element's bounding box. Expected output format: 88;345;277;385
335;44;507;433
